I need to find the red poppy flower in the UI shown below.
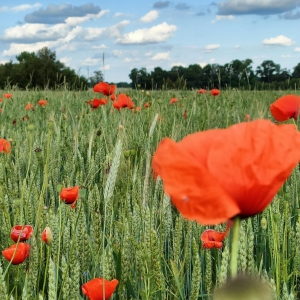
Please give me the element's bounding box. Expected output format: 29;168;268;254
144;102;149;108
41;227;53;245
183;110;187;119
38;100;48;107
94;82;116;96
152;119;300;225
0;138;11;154
210;89;220;96
198;89;207;94
113;94;134;110
0;108;2;114
110;94;116;101
10;225;33;243
60;186;79;209
91;98;108;109
244;114;252;121
82;278;119;300
2;243;30;265
201;229;225;249
25;103;34;111
170;98;178;104
270;94;300;122
3;93;12;99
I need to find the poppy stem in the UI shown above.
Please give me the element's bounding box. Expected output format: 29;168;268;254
229;216;240;278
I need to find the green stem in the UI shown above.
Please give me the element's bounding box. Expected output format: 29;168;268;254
230;216;240;278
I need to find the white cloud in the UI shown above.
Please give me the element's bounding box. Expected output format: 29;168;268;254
0;6;8;12
294;47;300;52
81;58;100;66
114;12;124;17
234;45;240;49
3;41;56;56
263;35;294;46
0;60;9;65
171;62;186;67
145;51;153;56
151;52;170;60
281;54;292;58
140;10;159;23
92;44;108;49
100;64;110;70
56;43;77;52
205;44;220;52
210;58;216;63
11;3;42;12
65;10;109;26
60;56;72;66
116;22;177;44
212;14;234;23
199;62;207;68
124;58;132;62
113;50;122;57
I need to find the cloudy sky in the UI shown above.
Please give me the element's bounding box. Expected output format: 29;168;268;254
1;0;300;83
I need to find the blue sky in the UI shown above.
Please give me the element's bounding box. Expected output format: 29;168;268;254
1;0;300;83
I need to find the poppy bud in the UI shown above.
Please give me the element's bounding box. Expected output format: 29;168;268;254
56;183;63;193
146;91;150;97
261;217;267;230
28;124;35;131
79;186;87;200
41;227;53;245
124;150;131;158
96;128;102;136
118;125;123;130
34;148;42;160
130;149;136;156
157;99;162;104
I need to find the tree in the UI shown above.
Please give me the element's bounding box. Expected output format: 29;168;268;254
292;63;300;78
89;70;104;87
256;60;280;83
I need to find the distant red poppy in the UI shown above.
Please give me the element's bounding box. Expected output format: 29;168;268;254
201;229;225;249
244;114;252;121
38;100;48;107
82;278;119;300
10;225;33;243
3;93;12;99
198;89;207;94
170;98;178;104
25;103;34;111
60;186;79;209
152;119;300;225
210;89;220;96
135;107;141;112
110;94;116;101
94;82;116;96
41;227;53;245
0;138;11;154
12;119;17;125
183;110;187;119
144;102;150;108
2;243;30;265
0;108;2;114
270;94;300;122
0;98;2;102
113;94;134;110
91;98;108;109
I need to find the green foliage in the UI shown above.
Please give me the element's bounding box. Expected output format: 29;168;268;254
0;88;300;299
0;47;88;90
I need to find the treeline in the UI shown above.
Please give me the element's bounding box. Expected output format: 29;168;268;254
0;47;88;90
129;59;300;90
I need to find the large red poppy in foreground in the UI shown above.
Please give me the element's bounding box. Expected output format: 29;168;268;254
94;82;116;96
270;94;300;122
2;243;30;265
152;119;300;225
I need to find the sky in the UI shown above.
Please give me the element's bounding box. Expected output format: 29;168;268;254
1;0;300;83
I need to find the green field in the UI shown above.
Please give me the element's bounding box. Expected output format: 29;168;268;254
0;88;299;299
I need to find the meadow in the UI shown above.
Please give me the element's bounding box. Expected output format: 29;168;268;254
0;87;299;300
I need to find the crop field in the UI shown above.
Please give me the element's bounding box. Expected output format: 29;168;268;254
0;88;299;299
